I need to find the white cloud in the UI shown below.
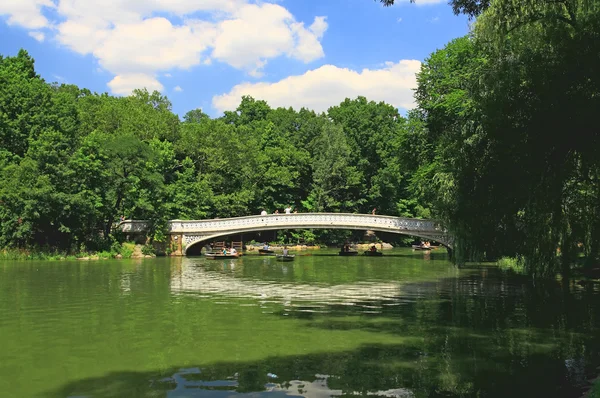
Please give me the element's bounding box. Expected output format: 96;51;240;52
164;73;172;78
54;0;245;28
309;16;327;38
0;0;328;96
174;85;183;92
56;20;110;54
107;73;164;96
212;60;421;113
397;17;403;23
28;31;45;42
93;17;215;75
211;4;326;76
0;0;54;30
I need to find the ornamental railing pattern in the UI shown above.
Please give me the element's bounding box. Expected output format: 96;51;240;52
166;213;442;233
119;213;447;237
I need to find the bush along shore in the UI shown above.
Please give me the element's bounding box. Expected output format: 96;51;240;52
0;243;156;261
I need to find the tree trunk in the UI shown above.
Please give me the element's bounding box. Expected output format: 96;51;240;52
105;193;123;239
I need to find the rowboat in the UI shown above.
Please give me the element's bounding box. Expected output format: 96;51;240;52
276;254;295;262
339;250;359;256
412;245;432;251
205;252;240;259
259;249;275;255
363;251;383;257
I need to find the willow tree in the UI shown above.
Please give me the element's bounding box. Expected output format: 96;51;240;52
466;0;600;275
391;0;600;275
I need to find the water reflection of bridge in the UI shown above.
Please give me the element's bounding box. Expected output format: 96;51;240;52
170;260;423;312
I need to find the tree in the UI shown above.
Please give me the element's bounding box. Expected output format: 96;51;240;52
327;96;404;214
0;50;57;157
183;109;211;124
305;123;361;212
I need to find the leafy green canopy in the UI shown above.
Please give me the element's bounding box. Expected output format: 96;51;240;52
0;53;425;252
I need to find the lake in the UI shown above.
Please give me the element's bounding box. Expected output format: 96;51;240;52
1;248;599;397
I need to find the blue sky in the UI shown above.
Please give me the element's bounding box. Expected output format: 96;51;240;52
0;0;469;117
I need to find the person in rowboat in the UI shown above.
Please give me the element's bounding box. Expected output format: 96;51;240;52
283;246;289;256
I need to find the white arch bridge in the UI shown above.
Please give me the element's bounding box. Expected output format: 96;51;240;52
118;213;453;255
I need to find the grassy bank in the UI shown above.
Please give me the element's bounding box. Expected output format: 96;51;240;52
0;242;138;261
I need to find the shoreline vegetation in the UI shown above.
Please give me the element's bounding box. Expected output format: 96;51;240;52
0;241;397;261
0;242;146;261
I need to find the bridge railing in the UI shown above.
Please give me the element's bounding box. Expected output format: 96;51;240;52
118;220;151;233
167;213;442;233
118;213;444;234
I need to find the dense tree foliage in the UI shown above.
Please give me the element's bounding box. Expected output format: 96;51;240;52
0;51;424;253
390;0;600;275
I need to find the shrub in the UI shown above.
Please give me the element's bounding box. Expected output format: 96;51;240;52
119;243;135;258
97;251;113;259
497;256;525;274
141;244;155;256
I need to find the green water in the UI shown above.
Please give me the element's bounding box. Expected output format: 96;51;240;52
1;249;599;398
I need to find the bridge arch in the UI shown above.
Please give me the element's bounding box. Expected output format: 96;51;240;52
183;226;450;255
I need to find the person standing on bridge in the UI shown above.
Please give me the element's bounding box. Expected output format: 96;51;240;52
284;206;292;214
261;209;267;216
372;208;376;215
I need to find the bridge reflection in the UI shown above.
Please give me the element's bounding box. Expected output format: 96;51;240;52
169;258;425;314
